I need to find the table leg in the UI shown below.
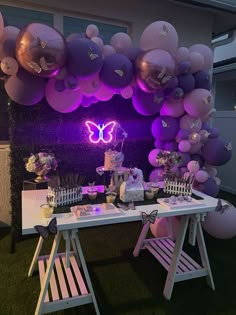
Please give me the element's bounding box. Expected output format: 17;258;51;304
73;233;100;315
28;236;44;277
34;232;62;315
197;221;215;290
163;215;189;300
133;222;151;257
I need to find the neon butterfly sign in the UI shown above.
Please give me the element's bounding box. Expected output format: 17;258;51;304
85;120;116;144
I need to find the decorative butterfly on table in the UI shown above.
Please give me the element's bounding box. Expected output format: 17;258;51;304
141;210;158;225
34;217;57;239
215;199;231;214
117;202;136;211
85;121;116;144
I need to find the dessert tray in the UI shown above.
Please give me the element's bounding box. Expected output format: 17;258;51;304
71;203;123;219
157;196;205;210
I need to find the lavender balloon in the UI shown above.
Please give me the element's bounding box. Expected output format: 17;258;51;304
184;88;213;118
177;73;195;94
176;129;190;143
132;87;163;116
194;71;211;90
100;53;133;88
202;138;232;166
148;149;161;167
67;38;103;77
149;167;164;182
0;26;20;59
177;61;191;74
180;115;202;132
160;99;185;118
151;116;179;141
189;44;213;71
5;68;46;105
54;79;65;92
200;177;220;197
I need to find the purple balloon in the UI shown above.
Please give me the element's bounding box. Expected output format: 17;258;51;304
200;177;220;197
163;77;178;95
81;95;94;107
5;68;45;105
177;61;191;74
202;121;210;131
149;167;164;182
178;73;195;94
64;74;78;90
54;79;65;92
208;127;219;139
191;154;204;168
154;139;164;149
151;116;179;142
67;38;103;77
176;129;190;143
194;70;211;90
132;87;164;116
202;138;232;166
164;141;178;151
100;53;133;89
177;152;191;167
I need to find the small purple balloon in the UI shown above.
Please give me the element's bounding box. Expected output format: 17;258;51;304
164;141;179;151
178;73;195;94
149;167;164;182
151;116;179;142
176;129;190;143
166;87;184;100
177;61;191;74
163;77;178;95
132;87;163;116
177;152;191;167
100;53;133;89
202;138;232;166
67;38;103;77
208;127;219;139
200;177;220;197
194;70;211;90
154;139;164;149
54;79;65;92
64;74;78;90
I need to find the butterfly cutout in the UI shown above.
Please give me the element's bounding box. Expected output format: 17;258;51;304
191;120;200;129
27;57;54;74
34;217;57;239
161;120;168;128
141;210;158;224
225;142;232;151
88;47;99;60
153;94;163;104
85;121;116;143
215;199;231;214
114;69;124;77
117;202;136;211
160;25;168;36
203;95;212;104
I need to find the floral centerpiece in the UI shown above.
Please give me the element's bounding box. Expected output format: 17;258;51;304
25;152;58;182
156;150;182;178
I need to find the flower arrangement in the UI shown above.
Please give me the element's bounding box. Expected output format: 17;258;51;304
156;150;182;177
25;152;58;182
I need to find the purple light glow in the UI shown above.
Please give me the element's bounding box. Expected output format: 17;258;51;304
85;120;116;143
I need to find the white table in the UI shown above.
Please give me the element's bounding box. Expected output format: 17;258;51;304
22;187;218;315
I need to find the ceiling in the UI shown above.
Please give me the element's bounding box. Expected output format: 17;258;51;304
169;0;236;37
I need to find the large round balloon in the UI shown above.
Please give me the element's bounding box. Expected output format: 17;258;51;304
132;87;163;116
0;26;20;59
136;49;175;93
202;201;236;239
45;78;82;113
151;116;179;141
78;74;101;95
160;98;185;118
5;68;46;105
100;53;133;89
202;138;232;166
140;21;178;56
67;37;103;77
16;23;66;77
184;88;213;118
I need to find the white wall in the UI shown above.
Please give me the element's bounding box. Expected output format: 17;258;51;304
2;0;213;46
214;80;236;111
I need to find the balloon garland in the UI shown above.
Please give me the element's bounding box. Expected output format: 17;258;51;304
0;13;232;196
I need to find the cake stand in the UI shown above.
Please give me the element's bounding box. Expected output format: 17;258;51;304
96;166;130;193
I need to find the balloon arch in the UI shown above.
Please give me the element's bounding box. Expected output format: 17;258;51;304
0;14;232;197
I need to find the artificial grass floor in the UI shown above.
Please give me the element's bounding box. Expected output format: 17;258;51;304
1;191;236;315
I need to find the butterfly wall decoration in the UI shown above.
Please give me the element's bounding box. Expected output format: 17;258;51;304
85;120;116;144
